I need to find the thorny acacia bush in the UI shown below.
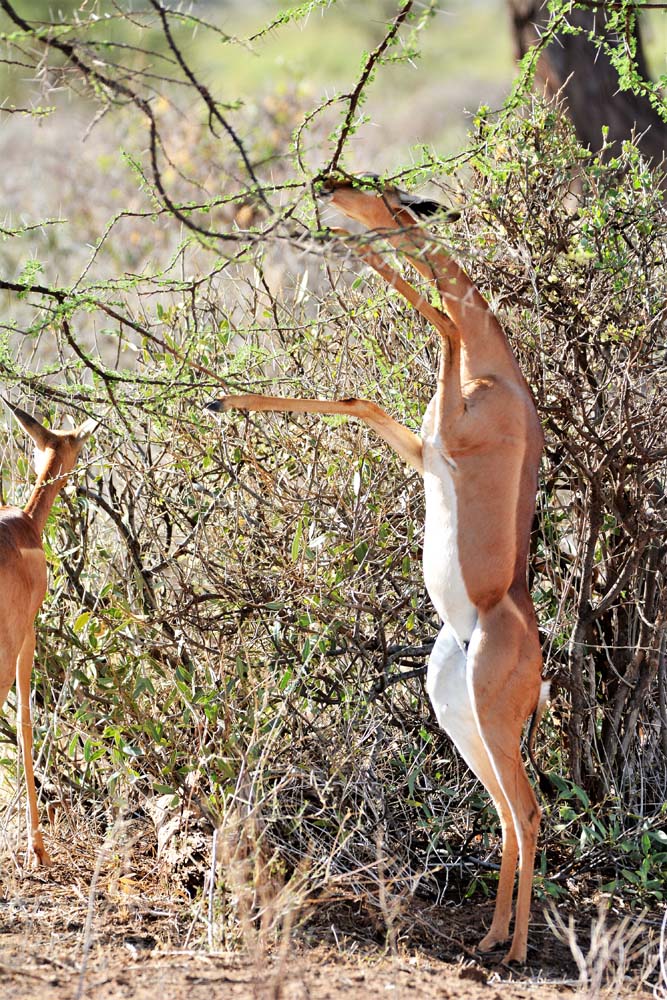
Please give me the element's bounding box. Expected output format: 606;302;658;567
1;106;666;940
0;0;665;949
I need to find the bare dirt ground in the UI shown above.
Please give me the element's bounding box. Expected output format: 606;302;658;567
0;833;659;1000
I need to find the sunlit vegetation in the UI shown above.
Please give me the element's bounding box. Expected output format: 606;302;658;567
0;1;665;990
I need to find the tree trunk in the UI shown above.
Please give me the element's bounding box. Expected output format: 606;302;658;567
507;1;667;167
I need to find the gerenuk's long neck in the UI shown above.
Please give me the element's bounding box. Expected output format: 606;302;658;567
22;455;70;536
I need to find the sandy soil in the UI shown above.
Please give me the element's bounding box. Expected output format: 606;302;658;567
0;835;659;1000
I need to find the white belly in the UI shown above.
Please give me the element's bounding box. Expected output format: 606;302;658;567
422;445;477;644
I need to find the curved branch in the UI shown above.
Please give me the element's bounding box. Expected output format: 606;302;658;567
327;1;416;172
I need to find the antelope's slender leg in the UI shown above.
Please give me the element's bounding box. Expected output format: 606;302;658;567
209;395;423;473
331;227;458;341
427;624;519;946
467;598;542;964
16;627;51;867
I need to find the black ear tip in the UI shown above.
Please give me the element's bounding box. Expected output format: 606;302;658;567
411;200;460;221
396;188;460;221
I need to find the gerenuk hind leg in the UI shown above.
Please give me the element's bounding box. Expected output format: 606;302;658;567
428;624;524;952
466;597;542;963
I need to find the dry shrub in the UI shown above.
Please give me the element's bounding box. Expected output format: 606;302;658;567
0;90;665;950
450;104;666;808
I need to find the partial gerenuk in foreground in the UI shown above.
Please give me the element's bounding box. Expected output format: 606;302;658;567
0;402;95;866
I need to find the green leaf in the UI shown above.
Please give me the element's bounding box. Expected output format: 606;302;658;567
73;612;91;634
291;518;303;561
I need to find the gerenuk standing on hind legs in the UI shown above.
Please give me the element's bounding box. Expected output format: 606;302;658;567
208;175;550;964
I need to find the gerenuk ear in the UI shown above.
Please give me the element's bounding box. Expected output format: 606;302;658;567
75;417;98;442
8;403;55;451
396;189;461;221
